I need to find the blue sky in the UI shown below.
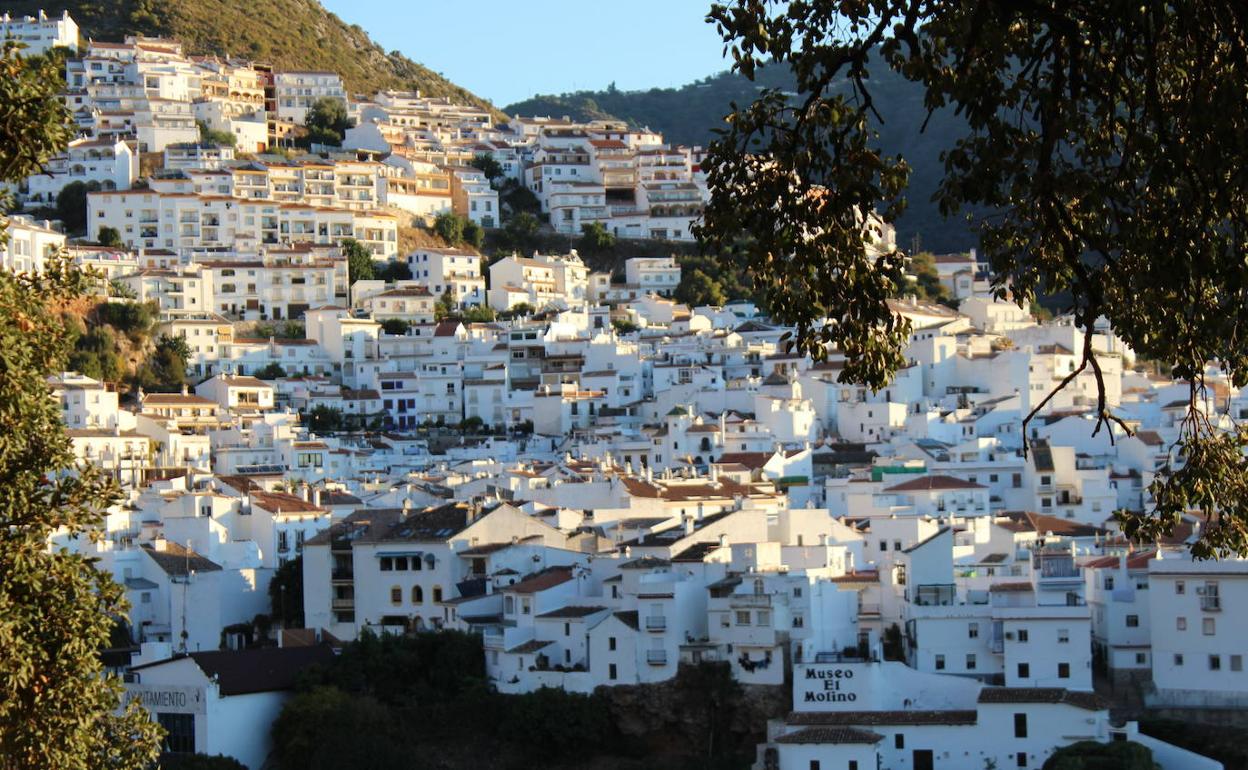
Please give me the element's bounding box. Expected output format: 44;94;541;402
320;0;732;107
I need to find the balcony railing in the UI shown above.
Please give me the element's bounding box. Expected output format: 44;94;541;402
330;597;354;610
645;615;667;631
1201;596;1222;612
646;649;668;665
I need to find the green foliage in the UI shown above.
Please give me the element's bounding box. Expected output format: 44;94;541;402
196;120;235;148
379;318;410;335
704;0;1248;557
433;211;465;245
461;304;495;323
469;152;503;182
97;226;123;248
55;180;99;235
676;268;727;308
134;334;190;391
254;362;287;380
0;258;165;764
496;302;534;321
907;252;953;305
502;211;541;253
578;221;616;254
458;415;484;434
250;321;304;340
269;555;305;628
341;238;374;284
301;97;351;147
374;260;412;282
68;326;125;383
461;218;484;249
0;42;74;225
305;405;345;434
434;289;456;321
108;279;136;299
612;318;640;334
1041;740;1158;770
273;631;620;770
95;301;157;342
672;661;744;766
499;180;541;217
1139;719;1248;770
160;753;248;770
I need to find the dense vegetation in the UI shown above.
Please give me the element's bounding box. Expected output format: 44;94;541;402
505;64;978;253
271;631;767;770
1041;740;1158;770
7;0;501;116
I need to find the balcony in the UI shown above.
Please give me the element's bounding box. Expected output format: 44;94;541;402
1201;596;1221;612
330;597;354;610
646;649;668;665
331;568;353;581
645;615;667;631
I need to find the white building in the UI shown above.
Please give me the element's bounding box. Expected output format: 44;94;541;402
274;71;346;125
0;9;78;54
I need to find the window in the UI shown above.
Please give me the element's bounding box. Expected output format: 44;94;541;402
1017;752;1028;768
1058;662;1070;679
1232;655;1243;672
1018;663;1030;679
756;611;771;627
1014;713;1028;738
1174;653;1184;666
968;623;979;639
1057;628;1070;644
792;614;804;628
1104;575;1115;590
609;637;617;651
1175;580;1185;595
609;663;618;680
504;596;514;614
411;586;422;603
935;654;945;670
966;654;977;670
394;557;408;571
1210;655;1222;671
894;734;905;749
1126;615;1139;628
893;540;902;551
1136;653;1147;665
736;610;751;626
157;713;195;755
432;586;443;603
809;762;820;770
522;598;531;615
1177;617;1187;631
1017;629;1029;642
879;540;887;552
390;586;401;605
1203;618;1216;635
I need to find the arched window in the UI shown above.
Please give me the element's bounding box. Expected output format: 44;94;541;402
432;585;443;603
389;586;401;605
411;585;423;603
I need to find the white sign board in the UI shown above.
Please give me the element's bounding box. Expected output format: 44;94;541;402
124;684;206;715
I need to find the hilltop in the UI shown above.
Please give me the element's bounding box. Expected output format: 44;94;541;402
8;0;503;118
506;63;983;254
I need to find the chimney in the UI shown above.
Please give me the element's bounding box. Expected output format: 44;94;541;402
718;533;727;548
153;536;168;552
181;384;189;396
683;515;695;536
313;488;322;508
401;498;411;520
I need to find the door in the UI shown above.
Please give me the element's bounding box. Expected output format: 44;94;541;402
913;750;934;770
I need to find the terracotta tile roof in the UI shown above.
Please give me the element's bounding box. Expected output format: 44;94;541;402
250;491;324;515
536;605;607;619
506;639;553;655
1082;550;1157;570
885;474;985;492
786;710;978;726
141;541;221;576
613;610;639;630
990;582;1034;592
978;687;1109;711
132;644;335;697
775;727;883;745
506;566;574;594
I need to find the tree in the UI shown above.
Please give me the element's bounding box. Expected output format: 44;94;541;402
379;318;410;335
341;238;374;285
269;555;305;629
255;362;287;380
97;226;123;248
461;305;495;323
500;180;541;216
907;252;953;306
433;211;465;245
676;269;727;308
434;289;457;322
701;1;1248;558
461;218;485;249
135;334;190;391
301;97;351;146
55;180;100;235
375;260;412;282
672;662;743;765
611;318;640;335
305;405;344;434
578;221;616;254
0;45;162;764
161;754;247;770
504;211;540;252
1042;740;1159;770
469;152;504;183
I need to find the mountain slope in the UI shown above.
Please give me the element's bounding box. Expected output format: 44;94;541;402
507;65;981;253
9;0;502;118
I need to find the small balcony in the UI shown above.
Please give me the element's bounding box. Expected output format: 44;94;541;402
646;649;668;665
330;597;354;610
1201;596;1221;612
645;615;667;631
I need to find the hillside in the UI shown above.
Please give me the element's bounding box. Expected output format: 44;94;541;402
506;63;982;253
9;0;503;118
